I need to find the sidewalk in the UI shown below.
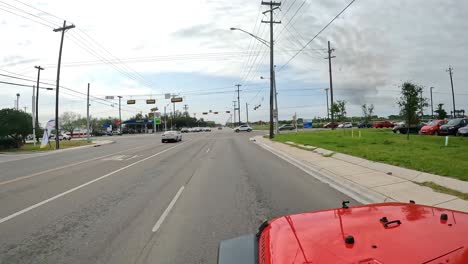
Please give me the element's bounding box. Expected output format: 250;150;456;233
254;136;468;212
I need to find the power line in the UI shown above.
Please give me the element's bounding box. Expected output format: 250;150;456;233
0;5;54;28
277;0;357;72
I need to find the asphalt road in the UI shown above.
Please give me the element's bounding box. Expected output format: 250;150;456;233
0;129;356;264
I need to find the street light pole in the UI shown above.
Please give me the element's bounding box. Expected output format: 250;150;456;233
430;87;434;119
325;88;330;120
118;96;122;133
34;66;44;128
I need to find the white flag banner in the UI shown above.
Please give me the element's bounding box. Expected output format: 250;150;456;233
40;119;55;149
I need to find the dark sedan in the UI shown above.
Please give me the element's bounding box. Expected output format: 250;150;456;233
439;118;468;136
357;122;372;128
392;123;424;134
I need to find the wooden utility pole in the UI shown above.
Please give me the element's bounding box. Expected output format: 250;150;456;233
447;66;456;118
325;88;330;120
236;84;242;125
86;83;90;143
53;20;75;149
325;41;336;127
261;0;281;138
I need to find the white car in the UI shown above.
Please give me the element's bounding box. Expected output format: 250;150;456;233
234;124;253;132
161;131;182;143
49;133;71;141
342;122;353;128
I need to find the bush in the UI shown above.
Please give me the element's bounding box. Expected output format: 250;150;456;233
0;137;20;149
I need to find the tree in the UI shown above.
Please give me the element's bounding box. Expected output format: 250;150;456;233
434;103;447;119
60;111;80;135
361;104;375;123
0;108;33;148
332;100;347;121
397;82;428;139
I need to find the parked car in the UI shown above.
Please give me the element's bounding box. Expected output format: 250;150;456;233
161;131;182;143
439;118;468;136
457;125;468;137
357;122;372;128
234;124;252;132
278;124;295;131
218;127;222;130
323;122;338;129
193;127;202;132
49;133;71;141
112;130;121;136
373;120;394;128
181;127;189;133
340;122;353;128
203;127;212;132
392;123;424;134
419;120;446;135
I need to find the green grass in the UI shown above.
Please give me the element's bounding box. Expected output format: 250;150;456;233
273;129;468;181
1;140;93;152
414;181;468;201
251;124;270;130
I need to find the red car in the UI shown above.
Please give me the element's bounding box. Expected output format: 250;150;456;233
218;202;468;264
419;120;446;135
373;121;394;128
324;122;339;129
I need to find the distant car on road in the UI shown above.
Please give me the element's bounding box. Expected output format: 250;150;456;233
161;131;182;143
50;133;71;141
218;127;222;130
234;124;252;132
457;125;468;137
323;122;338;129
439;118;468;136
419;120;446;135
278;124;295;131
373;120;394;128
181;127;189;133
203;127;212;132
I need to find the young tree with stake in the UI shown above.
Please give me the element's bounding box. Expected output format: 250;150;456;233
397;82;428;140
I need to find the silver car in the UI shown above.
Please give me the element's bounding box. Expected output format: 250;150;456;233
161;131;182;143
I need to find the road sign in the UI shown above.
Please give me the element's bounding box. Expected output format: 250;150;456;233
171;97;183;103
303;119;313;129
127;100;136;104
226;111;230;113
202;112;208;115
155;117;161;125
214;112;218;114
155;112;161;118
105;96;114;100
146;99;156;104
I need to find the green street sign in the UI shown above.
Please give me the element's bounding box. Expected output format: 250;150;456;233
155;117;161;125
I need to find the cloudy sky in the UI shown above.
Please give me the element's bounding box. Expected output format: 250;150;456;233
0;0;467;125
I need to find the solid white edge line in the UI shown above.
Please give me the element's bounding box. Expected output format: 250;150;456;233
152;186;185;233
0;141;189;225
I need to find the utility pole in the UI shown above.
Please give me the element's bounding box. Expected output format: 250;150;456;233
117;96;122;133
447;66;456;118
53;20;75;149
172;102;176;129
233;101;237;125
325;41;336;127
420;87;424;117
16;93;20;110
273;67;279;134
164;105;167;131
325;88;330;120
262;0;281;139
246;102;249;123
86;83;91;143
236;84;242;125
34;66;44;128
430;87;434;119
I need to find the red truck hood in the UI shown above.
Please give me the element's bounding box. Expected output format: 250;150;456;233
259;203;468;264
